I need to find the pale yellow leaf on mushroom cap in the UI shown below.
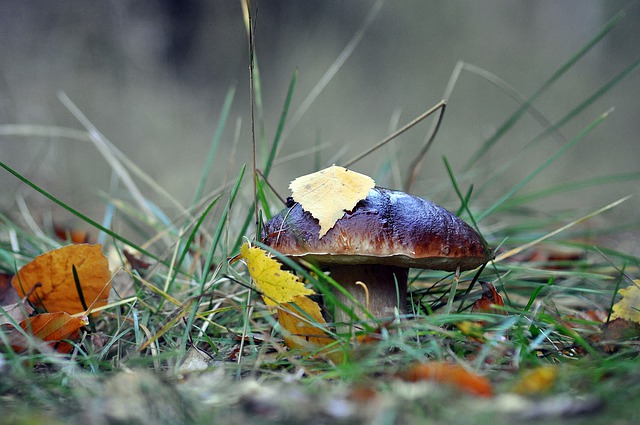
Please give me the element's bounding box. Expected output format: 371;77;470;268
289;165;375;238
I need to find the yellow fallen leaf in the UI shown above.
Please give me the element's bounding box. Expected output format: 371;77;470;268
456;320;486;340
278;295;333;353
611;281;640;323
511;365;558;395
240;244;340;358
241;243;314;306
12;244;111;315
289;165;375;238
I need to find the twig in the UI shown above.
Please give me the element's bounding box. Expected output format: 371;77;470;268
403;101;447;191
343;100;446;169
256;169;287;206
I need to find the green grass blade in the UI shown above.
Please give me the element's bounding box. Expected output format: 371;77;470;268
255;177;272;221
494;172;640;213
192;86;236;204
473;50;639;201
71;265;89;312
263;69;298;178
0;160;160;262
478;108;612;222
442;156;480;232
0;124;191;220
524;278;553;312
179;165;245;353
161;195;221;302
202;164;246;284
232;204;256;254
523;56;640;154
466;10;626;167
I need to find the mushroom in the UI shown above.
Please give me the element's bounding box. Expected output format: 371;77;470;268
262;187;490;328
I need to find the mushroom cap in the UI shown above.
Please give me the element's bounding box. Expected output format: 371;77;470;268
262;187;491;271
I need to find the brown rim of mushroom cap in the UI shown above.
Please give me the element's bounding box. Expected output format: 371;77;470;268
262;187;491;271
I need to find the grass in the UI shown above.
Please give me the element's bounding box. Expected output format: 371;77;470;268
1;4;640;425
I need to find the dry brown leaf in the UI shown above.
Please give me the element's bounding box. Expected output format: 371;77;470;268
12;311;88;353
399;362;493;397
123;249;151;276
1;272;34;326
12;244;111;315
0;302;33;327
289;165;375;238
599;318;640;353
471;281;505;315
0;272;20;305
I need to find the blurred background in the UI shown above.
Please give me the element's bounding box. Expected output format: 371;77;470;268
1;1;638;251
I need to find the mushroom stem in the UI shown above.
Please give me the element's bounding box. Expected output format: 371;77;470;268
328;264;408;330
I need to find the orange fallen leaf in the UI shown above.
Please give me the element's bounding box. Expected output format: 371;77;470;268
471;281;505;315
567;309;608;325
289;165;375;238
347;385;379;403
355;320;393;344
460;282;506;341
12;244;111;315
399;362;493;397
12;312;89;353
53;223;91;244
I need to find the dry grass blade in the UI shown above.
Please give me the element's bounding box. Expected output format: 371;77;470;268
0;123;192;223
495;195;631;263
278;0;384;151
57;92;156;220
